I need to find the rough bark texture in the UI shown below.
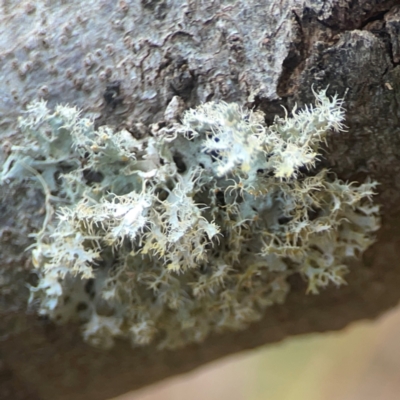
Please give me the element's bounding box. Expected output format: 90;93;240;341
1;1;400;399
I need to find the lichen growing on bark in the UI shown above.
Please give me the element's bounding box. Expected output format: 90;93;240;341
0;89;380;349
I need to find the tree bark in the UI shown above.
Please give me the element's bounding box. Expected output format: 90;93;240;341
1;1;400;399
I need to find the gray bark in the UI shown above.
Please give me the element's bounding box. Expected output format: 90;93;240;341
1;1;400;399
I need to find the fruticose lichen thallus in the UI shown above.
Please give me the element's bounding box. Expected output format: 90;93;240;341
0;88;380;349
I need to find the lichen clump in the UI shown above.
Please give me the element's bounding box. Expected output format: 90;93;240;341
0;90;380;349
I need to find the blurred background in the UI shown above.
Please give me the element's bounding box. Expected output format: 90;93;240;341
112;304;400;400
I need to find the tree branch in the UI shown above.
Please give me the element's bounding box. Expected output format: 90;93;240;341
1;1;400;399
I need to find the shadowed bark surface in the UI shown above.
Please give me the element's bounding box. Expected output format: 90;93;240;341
1;1;400;399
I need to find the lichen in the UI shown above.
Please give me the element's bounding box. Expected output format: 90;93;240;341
0;89;380;349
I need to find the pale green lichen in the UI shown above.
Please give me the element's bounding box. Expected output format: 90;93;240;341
0;89;380;349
